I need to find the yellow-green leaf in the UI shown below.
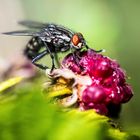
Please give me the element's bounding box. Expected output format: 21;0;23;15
0;77;24;93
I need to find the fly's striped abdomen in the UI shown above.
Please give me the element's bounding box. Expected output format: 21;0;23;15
24;37;44;59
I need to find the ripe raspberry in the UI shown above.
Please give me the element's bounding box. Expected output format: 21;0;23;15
82;85;106;104
61;49;133;117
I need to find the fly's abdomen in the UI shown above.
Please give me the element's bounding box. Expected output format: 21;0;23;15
24;37;43;59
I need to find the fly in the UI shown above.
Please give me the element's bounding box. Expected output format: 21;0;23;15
3;21;101;71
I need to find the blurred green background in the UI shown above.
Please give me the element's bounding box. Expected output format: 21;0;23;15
0;0;140;137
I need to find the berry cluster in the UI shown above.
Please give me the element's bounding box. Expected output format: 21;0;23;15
62;49;133;117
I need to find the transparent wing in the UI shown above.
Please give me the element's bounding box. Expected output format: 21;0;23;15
55;24;74;35
18;20;47;29
19;21;74;36
2;30;40;36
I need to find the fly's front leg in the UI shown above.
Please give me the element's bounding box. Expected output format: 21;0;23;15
44;42;55;72
70;47;81;68
85;45;104;53
94;49;105;53
54;53;60;67
85;45;89;49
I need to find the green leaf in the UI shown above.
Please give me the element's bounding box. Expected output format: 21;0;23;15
0;84;139;140
0;77;23;93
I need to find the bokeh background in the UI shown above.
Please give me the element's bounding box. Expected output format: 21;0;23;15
0;0;140;136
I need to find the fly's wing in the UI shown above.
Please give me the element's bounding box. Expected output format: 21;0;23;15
2;21;46;36
18;21;47;29
55;24;74;37
18;21;73;36
18;21;74;35
2;30;40;36
2;21;48;36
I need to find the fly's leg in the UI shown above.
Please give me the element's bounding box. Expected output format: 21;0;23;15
32;50;48;70
70;47;81;68
54;53;60;67
73;51;82;67
94;49;104;53
85;44;104;53
85;45;89;49
44;42;55;72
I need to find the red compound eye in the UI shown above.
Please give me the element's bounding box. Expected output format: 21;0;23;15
72;34;80;46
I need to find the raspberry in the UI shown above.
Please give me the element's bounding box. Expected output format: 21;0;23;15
82;85;106;104
61;49;133;117
62;54;81;74
80;102;108;115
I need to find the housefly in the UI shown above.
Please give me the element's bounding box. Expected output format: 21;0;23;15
3;21;101;71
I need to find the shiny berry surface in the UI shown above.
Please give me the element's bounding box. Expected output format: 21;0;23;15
62;49;133;116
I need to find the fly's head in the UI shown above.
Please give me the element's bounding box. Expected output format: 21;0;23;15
70;33;87;50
